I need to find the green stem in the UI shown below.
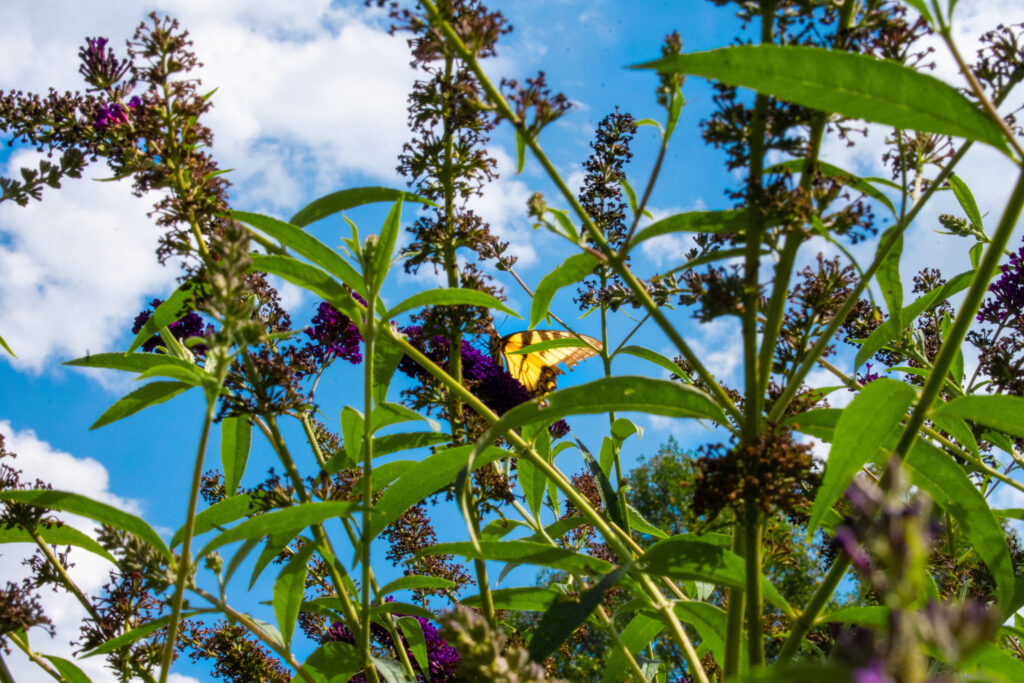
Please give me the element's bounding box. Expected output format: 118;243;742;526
0;654;13;683
744;499;765;667
362;306;377;675
158;397;216;683
596;605;649;683
776;551;850;661
723;523;746;677
29;529;101;624
7;632;61;681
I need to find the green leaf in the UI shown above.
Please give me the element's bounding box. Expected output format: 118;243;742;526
250;532;301;590
85;610;213;656
626;503;668;539
961;643;1024;683
373;199;403;290
876;225;904;332
807;379;917;538
639;535;791;613
0;332;15;358
367;445;509;539
274;539;316;647
529;565;629;662
630;210;750;249
463;586;561;612
474;377;729;456
378;575;457;597
576;438;626;530
819;605;889;627
518;455;545;520
418;541;613;576
507;337;598;355
940;313;964;388
948;174;985;232
617;346;688;379
324;432;454;475
0;489;170;560
856;270;973;368
905;440;1015;611
397;616;430;676
43;655;90;683
674;602;730;675
249;254;362;324
372;601;437;622
294;641;362;683
64;352;198;375
515;129;526;174
235;211;364;295
339;405;364;471
289;187;432;228
127;282;196;353
901;0;935;25
619;177;643;222
767;159;897;217
371;402;441;433
0;526;115;563
224;537;262;588
386;288;520;321
90;380;192;430
221;416;252;495
601;613;665;683
198;501;358;558
932;395;1024;441
530;253;599;329
373;656;416;683
373;334;404;406
136;362;209;388
173;493;255;548
635;45;1009;153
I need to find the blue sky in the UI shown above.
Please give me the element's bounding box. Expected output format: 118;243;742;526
1;0;1023;679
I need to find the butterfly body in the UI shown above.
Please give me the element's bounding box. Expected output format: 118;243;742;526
492;330;602;396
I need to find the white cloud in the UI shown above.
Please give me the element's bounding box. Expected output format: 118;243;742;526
689;317;743;383
0;152;176;372
0;421;145;682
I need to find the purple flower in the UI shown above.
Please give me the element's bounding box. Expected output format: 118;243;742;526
93;102;130;131
834;525;871;573
397;327;569;438
79;37;130;90
303;301;363;366
131;298;211;353
323;616;459;682
851;658;891;683
978;243;1024;325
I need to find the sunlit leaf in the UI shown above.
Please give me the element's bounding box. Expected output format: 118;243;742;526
199;501;358;558
418;541;613;576
289;187;432;228
387;288;520;320
635;45;1009;152
0;489;170;560
274;539;316;647
807;379;916;538
530;253;599;329
221;416;252;496
90;381;192;430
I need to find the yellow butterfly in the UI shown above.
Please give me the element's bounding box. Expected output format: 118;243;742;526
492;330;602;396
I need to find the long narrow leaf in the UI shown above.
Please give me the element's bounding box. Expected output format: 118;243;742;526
635;45;1009;153
289;187;432;228
90;381;192;430
0;489;170;559
530;253;599;329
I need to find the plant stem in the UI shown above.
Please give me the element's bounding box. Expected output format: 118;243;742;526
362;301;377;676
158;397;216;683
7;632;61;681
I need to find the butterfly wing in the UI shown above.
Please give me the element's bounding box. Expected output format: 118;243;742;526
500;330;602;395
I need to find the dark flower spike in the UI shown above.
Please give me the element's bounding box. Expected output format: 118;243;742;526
79;37;131;92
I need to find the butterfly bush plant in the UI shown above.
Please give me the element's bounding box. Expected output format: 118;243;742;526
2;0;1024;681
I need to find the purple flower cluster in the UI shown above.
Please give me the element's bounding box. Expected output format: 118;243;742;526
131;298;211;353
397;326;569;437
978;242;1024;326
323;613;459;682
78;36;130;91
92;97;141;132
304;301;362;366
